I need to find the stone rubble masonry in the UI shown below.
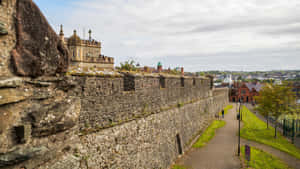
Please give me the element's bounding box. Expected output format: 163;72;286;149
70;74;214;130
0;74;228;169
41;76;228;169
0;0;17;77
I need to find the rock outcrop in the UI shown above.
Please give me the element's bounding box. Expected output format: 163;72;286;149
11;0;69;77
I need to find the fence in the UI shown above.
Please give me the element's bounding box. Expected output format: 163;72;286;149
281;119;300;139
268;117;300;141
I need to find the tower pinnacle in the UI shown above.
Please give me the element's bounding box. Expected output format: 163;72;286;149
88;29;92;41
59;24;64;42
59;24;64;36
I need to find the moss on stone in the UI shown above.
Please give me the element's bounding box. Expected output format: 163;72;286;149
0;22;8;35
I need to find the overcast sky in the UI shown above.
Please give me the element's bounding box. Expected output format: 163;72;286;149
34;0;300;72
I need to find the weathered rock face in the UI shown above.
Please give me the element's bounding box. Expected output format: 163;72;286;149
27;97;81;137
10;0;69;77
0;0;17;77
0;146;48;167
0;76;81;168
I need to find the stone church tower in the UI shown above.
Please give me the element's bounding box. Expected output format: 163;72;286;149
59;25;114;70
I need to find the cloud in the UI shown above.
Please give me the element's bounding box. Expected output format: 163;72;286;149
35;0;300;71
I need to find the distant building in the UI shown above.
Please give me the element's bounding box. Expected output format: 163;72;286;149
292;82;300;103
230;82;263;103
59;25;114;70
223;74;233;87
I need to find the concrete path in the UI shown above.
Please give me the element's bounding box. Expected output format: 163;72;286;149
176;105;241;169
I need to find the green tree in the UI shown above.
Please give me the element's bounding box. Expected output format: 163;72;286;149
255;83;296;138
119;60;137;71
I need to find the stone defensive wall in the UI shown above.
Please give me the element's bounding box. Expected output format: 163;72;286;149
71;73;212;129
0;73;229;169
47;74;229;169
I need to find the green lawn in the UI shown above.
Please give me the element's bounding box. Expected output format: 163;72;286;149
219;104;233;116
241;146;292;169
240;106;300;159
171;165;187;169
193;120;226;148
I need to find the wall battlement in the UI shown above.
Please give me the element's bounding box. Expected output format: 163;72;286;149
66;73;226;130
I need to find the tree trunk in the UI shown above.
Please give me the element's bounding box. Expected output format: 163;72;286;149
275;123;277;138
267;115;269;129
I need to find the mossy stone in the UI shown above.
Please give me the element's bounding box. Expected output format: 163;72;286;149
0;22;8;35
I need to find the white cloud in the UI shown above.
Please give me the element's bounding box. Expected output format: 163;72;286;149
47;0;300;71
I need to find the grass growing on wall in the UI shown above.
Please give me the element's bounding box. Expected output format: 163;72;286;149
240;106;300;159
171;165;187;169
219;104;233;116
193;120;226;148
241;146;292;169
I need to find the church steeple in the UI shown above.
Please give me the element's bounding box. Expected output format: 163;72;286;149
59;24;64;42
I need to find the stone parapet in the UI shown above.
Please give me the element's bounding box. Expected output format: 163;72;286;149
66;74;220;130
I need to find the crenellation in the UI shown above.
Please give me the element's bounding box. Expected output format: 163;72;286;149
74;75;216;130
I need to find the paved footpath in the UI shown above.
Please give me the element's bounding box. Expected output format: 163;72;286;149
176;104;300;169
176;105;241;169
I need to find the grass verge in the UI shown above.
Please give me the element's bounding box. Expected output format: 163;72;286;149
240;106;300;159
193;120;226;148
240;146;292;169
219;104;233;116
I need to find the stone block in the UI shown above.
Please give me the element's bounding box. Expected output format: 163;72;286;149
0;77;23;88
0;88;31;105
0;146;48;167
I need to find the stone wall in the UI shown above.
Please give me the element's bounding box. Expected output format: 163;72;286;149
70;61;114;70
45;96;227;169
0;0;17;77
32;74;228;169
0;75;228;169
68;74;212;130
0;74;228;169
